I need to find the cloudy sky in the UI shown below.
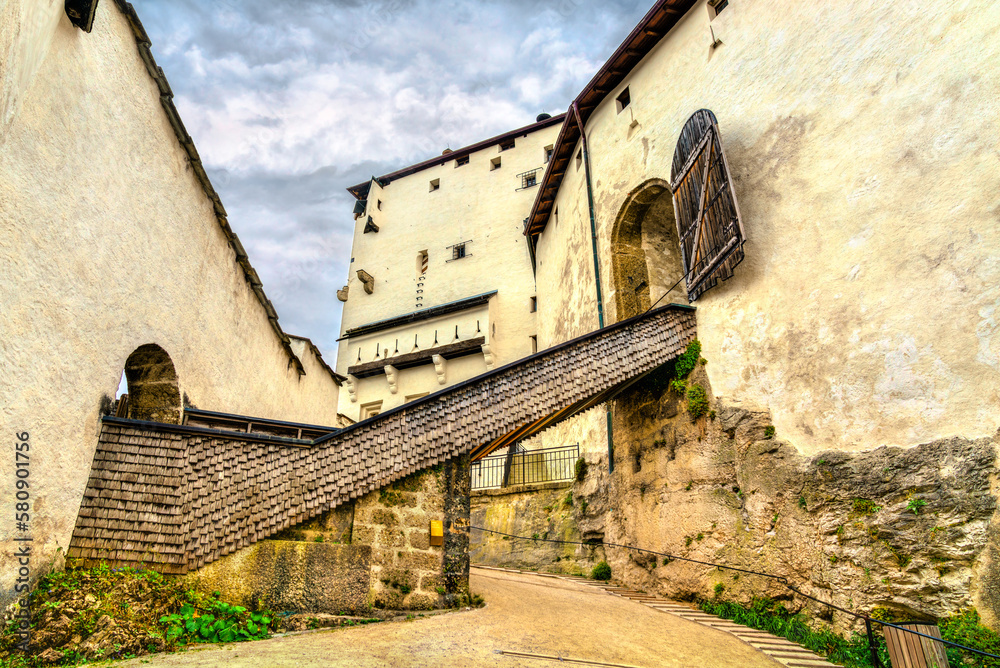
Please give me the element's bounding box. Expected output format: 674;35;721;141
133;0;654;357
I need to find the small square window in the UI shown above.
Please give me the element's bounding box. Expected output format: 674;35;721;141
455;155;469;167
360;401;382;419
429;178;440;192
616;86;631;113
452;243;466;260
491;157;502;170
544;145;554;163
708;0;728;19
499;138;515;151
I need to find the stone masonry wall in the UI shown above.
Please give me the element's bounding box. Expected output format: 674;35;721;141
352;455;470;610
470;481;606;575
574;360;1000;634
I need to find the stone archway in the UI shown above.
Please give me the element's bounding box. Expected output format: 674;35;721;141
610;179;687;322
122;344;182;424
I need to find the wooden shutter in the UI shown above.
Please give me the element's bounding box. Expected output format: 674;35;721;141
670;109;746;301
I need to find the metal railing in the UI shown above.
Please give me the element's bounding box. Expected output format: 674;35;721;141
471;444;579;490
470;526;1000;668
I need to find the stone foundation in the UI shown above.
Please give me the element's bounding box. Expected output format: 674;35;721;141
470;481;606;574
581;362;1000;633
183;540;371;613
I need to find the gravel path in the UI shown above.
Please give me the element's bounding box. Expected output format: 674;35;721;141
119;567;782;667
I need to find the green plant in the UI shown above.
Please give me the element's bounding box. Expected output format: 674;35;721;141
818;459;830;465
685;481;693;491
563;492;573;507
531;533;540;541
696;533;704;541
662;557;672;566
314;535;324;543
160;602;272;645
713;583;725;598
591;561;612;581
670;378;688;394
398;584;412;595
435;586;445;595
580;499;589;515
764;425;776;438
685;536;693;547
574;457;588;482
675;340;702;379
700;597;891;668
852;498;881;515
708;410;716;420
798;495;807;509
938;608;1000;667
907;498;928;515
686;384;709;418
456;591;485;608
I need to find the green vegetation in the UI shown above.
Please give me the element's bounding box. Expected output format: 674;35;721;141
574;457;588;482
580;499;589;515
685;536;694;547
161;601;272;645
670;378;688;394
699;597;890;668
456;591;485;608
798;495;807;509
0;562;278;667
700;599;1000;668
686;384;709;418
713;583;725;598
852;498;882;516
563;492;573;508
675;340;702;379
685;481;693;491
907;498;928;515
764;425;776;438
378;488;404;506
590;561;612;581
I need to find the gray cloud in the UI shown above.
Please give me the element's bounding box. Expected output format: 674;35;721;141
133;0;650;354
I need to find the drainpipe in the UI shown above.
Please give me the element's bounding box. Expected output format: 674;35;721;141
571;102;614;473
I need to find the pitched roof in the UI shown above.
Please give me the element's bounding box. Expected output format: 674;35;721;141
346;114;566;200
524;0;697;237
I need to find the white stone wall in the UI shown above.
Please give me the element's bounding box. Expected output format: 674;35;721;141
0;2;341;601
536;0;1000;454
336;122;559;421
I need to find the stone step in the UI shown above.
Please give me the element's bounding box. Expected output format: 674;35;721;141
773;659;837;668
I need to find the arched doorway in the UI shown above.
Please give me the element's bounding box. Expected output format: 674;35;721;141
610;179;687;322
119;344;182;424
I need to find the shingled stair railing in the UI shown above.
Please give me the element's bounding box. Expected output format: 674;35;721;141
473;566;837;668
68;304;696;574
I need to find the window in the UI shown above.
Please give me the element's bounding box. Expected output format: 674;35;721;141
491;156;502;170
377;200;382;210
499;138;515;151
517;169;539;190
446;240;471;261
670;108;746;301
429;178;440;192
616;86;631;113
708;0;728;19
404;392;429;403
530;296;537;313
416;250;428;276
544;145;554;163
575;150;582;171
530;336;537;354
360;401;382;419
455;155;469;167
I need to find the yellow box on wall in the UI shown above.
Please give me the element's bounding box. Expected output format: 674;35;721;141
429;520;444;546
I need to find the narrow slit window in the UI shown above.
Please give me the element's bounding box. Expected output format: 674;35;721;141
616;86;631;113
530;296;537;313
530;335;538;354
544;145;554;163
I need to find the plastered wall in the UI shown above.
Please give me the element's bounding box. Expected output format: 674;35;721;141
536;0;1000;454
0;2;340;603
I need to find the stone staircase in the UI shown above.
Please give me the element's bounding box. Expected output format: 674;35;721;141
474;566;838;668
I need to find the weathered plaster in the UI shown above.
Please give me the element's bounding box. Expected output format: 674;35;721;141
0;2;340;604
536;0;1000;454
